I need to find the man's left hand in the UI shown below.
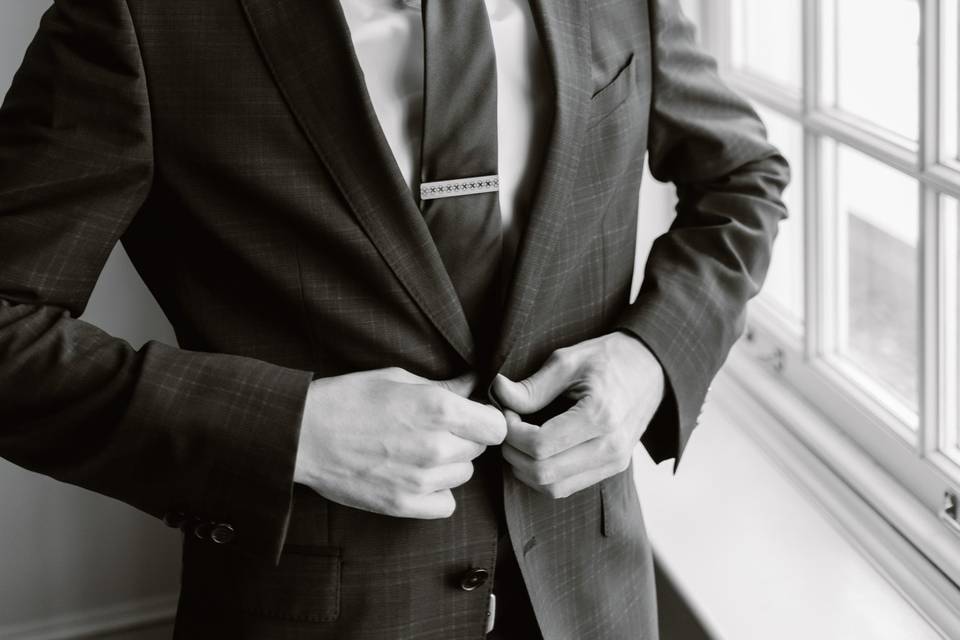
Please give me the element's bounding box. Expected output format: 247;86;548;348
492;332;665;499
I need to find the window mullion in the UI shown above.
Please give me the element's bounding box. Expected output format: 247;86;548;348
919;0;941;458
920;0;939;171
803;0;820;359
921;188;941;457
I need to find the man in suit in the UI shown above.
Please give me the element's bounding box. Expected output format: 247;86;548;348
0;0;787;638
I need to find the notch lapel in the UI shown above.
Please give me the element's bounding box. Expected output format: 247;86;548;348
238;0;476;364
493;0;592;374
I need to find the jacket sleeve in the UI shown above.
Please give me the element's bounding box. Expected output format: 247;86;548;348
615;0;790;468
0;0;312;564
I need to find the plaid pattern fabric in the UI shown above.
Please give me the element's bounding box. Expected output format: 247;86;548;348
0;0;788;638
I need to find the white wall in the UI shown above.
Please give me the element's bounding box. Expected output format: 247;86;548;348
0;3;181;637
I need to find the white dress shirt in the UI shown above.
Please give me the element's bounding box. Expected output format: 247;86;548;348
338;0;551;266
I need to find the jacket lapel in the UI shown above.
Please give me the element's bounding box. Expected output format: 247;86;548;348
238;0;476;365
493;0;592;374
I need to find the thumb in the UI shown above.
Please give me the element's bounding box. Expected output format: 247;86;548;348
435;371;477;398
493;356;572;415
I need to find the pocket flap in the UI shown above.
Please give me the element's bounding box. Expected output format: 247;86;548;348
182;543;341;623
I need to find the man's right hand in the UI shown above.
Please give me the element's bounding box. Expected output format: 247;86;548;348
293;367;506;519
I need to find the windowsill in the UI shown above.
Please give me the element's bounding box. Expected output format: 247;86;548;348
633;360;951;640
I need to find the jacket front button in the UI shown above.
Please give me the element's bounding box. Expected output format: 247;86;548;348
210;523;235;544
459;568;489;592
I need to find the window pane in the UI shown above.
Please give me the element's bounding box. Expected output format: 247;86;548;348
942;0;960;163
824;142;919;413
754;105;805;324
943;196;960;457
678;0;702;28
821;0;919;141
730;0;802;92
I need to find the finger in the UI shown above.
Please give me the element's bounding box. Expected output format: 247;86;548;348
394;489;457;519
405;462;475;494
434;371;477;398
501;437;612;488
505;450;621;500
504;401;596;460
492;351;578;414
378;368;477;398
376;366;428;384
544;464;623;499
503;419;542;456
503;409;523;425
411;431;486;467
438;395;508;445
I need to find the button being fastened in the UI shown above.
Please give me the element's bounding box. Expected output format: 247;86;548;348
459;567;490;592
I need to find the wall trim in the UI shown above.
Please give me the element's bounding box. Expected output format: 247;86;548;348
0;593;177;640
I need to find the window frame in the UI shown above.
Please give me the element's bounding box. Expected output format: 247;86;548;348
687;0;960;589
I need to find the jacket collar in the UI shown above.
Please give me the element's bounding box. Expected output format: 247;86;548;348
239;0;591;370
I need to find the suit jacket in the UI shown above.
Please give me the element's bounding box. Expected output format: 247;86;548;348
0;0;788;638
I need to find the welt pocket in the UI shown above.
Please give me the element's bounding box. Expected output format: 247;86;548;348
588;53;636;127
182;543;342;623
243;546;341;622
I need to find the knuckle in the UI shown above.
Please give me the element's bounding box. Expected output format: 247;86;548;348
581;358;602;379
432;396;456;423
408;472;430;493
533;442;554;460
383;490;407;515
530;441;553;461
589;401;614;429
420;439;446;465
530;463;554;486
421;386;446;409
550;348;572;371
545;485;566;499
599;437;622;461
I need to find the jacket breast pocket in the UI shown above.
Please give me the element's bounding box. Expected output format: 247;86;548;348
588;53;636;129
181;542;341;623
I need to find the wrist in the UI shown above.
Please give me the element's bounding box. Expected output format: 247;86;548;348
610;330;666;401
293;380;319;486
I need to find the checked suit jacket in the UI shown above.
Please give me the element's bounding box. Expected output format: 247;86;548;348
0;0;788;638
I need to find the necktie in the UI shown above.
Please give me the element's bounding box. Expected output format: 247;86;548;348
419;0;503;357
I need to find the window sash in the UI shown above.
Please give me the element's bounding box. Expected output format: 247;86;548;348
686;0;960;578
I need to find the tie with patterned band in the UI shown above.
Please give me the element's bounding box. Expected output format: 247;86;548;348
419;0;503;357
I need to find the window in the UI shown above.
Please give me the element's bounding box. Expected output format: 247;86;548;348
730;0;803;93
686;0;960;590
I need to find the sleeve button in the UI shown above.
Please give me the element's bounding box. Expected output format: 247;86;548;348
193;520;216;540
162;511;188;529
210;523;236;545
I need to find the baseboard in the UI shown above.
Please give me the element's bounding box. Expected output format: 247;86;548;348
0;593;178;640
